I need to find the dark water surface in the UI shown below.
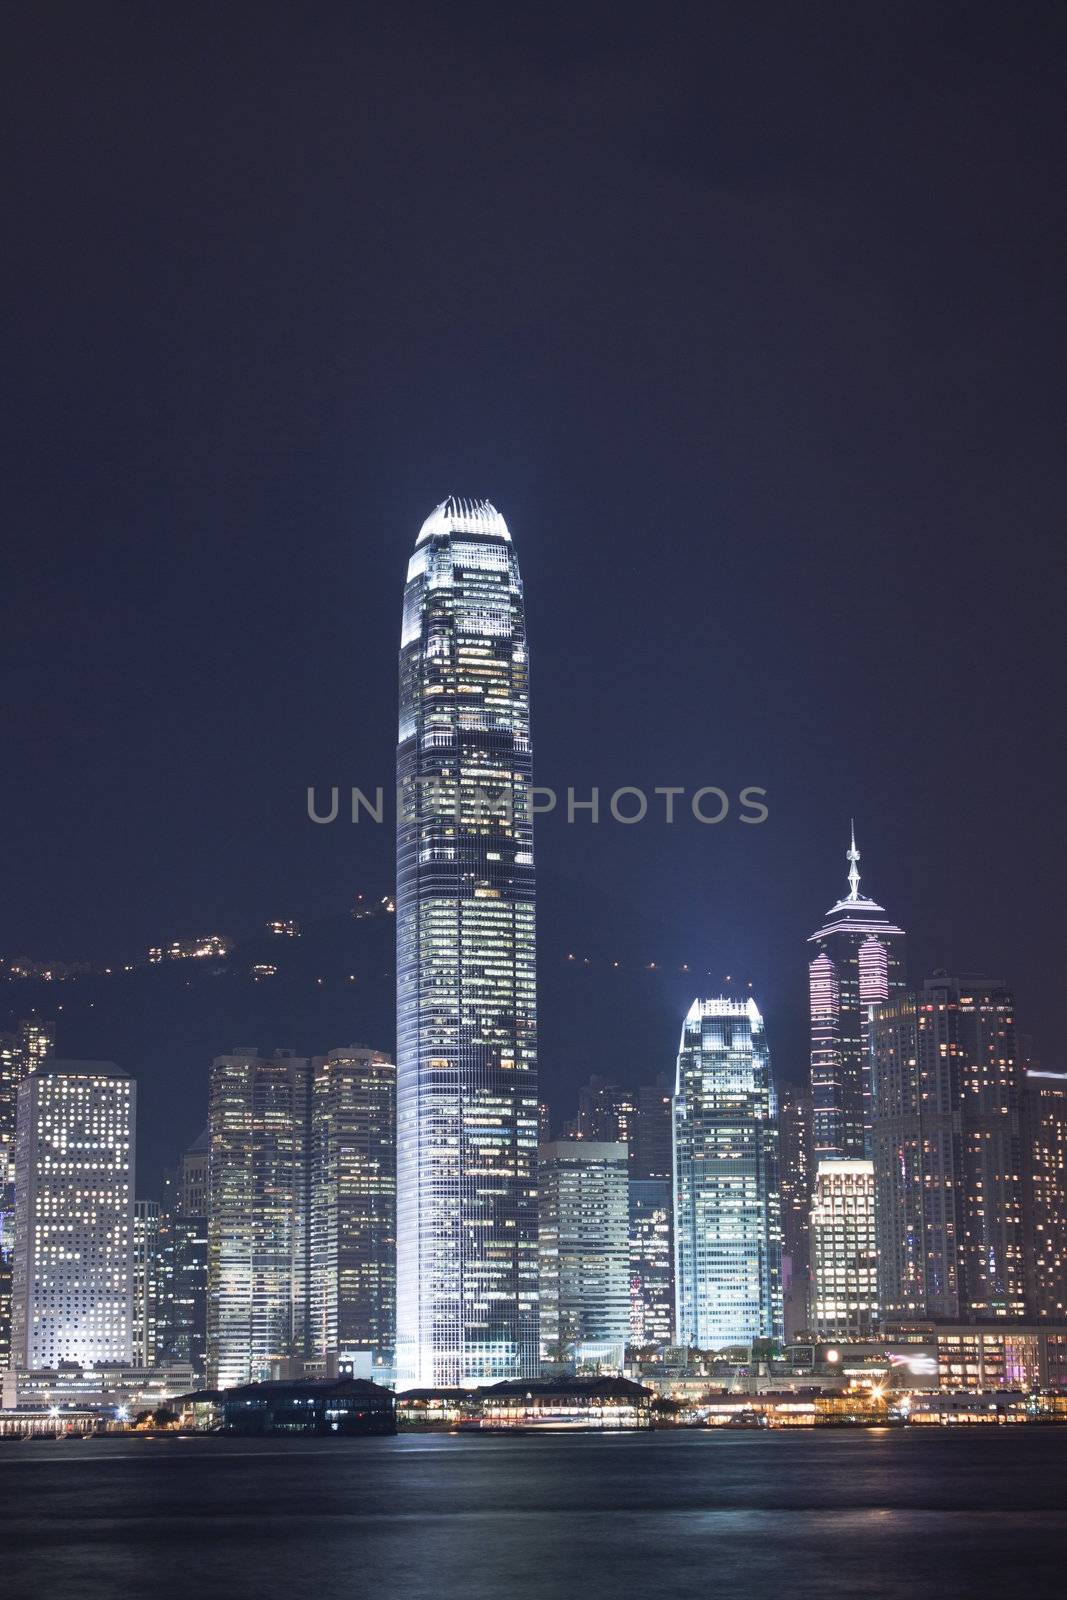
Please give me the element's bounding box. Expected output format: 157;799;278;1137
6;1429;1067;1600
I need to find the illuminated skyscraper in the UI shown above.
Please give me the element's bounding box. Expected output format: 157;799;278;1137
808;826;906;1160
0;1021;54;1369
778;1086;813;1341
206;1048;310;1387
870;975;1026;1323
538;1141;629;1370
578;1078;639;1163
155;1130;210;1376
673;997;782;1348
133;1198;162;1366
309;1047;396;1368
628;1177;674;1349
809;1158;878;1337
1024;1070;1067;1321
396;498;538;1386
11;1061;135;1369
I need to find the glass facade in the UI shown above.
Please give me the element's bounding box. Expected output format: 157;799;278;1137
0;1020;54;1369
538;1141;629;1370
1024;1070;1067;1320
628;1177;674;1349
808;829;906;1160
309;1047;396;1368
778;1087;813;1341
396;498;538;1385
673;998;783;1349
206;1049;310;1388
870;975;1026;1322
11;1062;135;1369
133;1198;162;1366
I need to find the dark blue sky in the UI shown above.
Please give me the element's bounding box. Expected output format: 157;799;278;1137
4;1;1066;1112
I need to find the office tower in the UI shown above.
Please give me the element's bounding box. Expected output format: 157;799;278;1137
634;1081;673;1180
133;1199;162;1366
206;1048;310;1388
778;1086;813;1341
0;1019;55;1368
870;975;1026;1323
178;1128;209;1215
673;997;783;1348
157;1209;208;1375
1024;1071;1067;1320
809;1158;878;1337
538;1102;553;1143
155;1130;210;1375
396;497;538;1386
628;1177;674;1349
808;827;906;1160
11;1061;135;1369
309;1047;396;1367
578;1078;639;1162
538;1141;629;1370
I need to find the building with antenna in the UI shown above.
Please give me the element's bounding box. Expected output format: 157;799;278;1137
808;826;907;1161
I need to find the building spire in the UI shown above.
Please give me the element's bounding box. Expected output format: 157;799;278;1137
846;820;861;901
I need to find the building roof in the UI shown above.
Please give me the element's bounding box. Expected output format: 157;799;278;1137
31;1059;130;1080
415;496;511;547
484;1376;652;1401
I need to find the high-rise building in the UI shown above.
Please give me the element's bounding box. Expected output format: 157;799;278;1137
628;1177;674;1349
778;1086;813;1341
870;975;1026;1323
578;1078;639;1163
809;1158;878;1338
876;972;1023;1324
673;998;783;1349
177;1128;209;1216
206;1048;310;1388
396;497;538;1386
634;1081;673;1181
11;1061;135;1369
133;1199;162;1366
538;1141;629;1371
808;827;906;1161
0;1021;54;1370
1024;1070;1067;1322
157;1210;208;1376
309;1047;396;1368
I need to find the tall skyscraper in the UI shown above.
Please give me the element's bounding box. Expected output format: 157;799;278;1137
1024;1070;1067;1321
177;1128;209;1216
309;1047;396;1368
206;1048;310;1388
133;1198;162;1366
157;1132;210;1376
809;1158;878;1338
11;1061;135;1369
809;827;906;1160
634;1081;673;1181
538;1141;629;1371
628;1177;674;1349
396;497;538;1386
870;975;1026;1323
673;998;783;1349
0;1020;55;1368
778;1086;813;1341
578;1078;639;1161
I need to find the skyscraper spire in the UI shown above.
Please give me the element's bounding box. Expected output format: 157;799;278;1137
846;819;861;902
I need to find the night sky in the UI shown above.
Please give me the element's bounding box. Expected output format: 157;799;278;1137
5;3;1067;1170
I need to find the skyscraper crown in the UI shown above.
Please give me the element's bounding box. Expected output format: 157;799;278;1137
415;496;511;546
